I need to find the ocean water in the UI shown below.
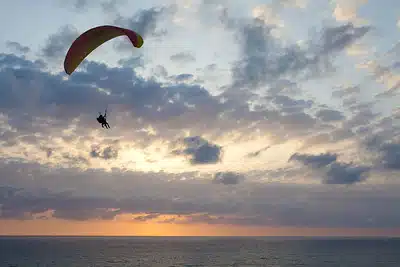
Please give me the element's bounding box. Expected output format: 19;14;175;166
1;237;400;267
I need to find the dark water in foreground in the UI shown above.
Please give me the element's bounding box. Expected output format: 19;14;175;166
1;237;400;266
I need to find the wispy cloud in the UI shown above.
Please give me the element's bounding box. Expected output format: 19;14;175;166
5;41;30;54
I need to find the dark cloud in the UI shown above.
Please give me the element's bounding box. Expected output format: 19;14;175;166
0;53;44;70
41;25;79;61
267;79;299;96
53;207;120;221
222;9;370;91
344;104;379;129
0;186;23;200
5;41;30;54
378;143;400;170
213;172;244;185
0;53;220;142
133;213;160;222
171;73;194;83
173;136;222;165
170;52;196;63
323;162;370;184
290;152;370;184
0;51;343;152
269;95;314;114
365;137;400;170
113;5;177;40
117;55;144;68
2;173;400;228
246;146;270;158
318;23;370;55
298;102;382;150
0;158;398;228
290;152;337;168
316;109;345;122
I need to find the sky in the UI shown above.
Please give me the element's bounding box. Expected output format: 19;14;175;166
0;0;399;236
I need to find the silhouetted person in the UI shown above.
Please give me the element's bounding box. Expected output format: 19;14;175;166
97;110;110;129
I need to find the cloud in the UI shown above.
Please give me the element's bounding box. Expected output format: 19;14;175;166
0;46;276;170
2;170;400;228
332;0;368;24
290;152;337;168
323;162;370;184
316;109;345;122
40;25;79;61
0;52;346;174
346;43;369;56
319;23;370;55
246;146;270;158
90;144;119;160
173;136;222;165
378;143;400;170
74;0;89;9
224;6;370;92
268;95;314;113
289;152;370;184
58;0;124;13
132;213;160;222
250;5;283;27
5;41;30;54
332;85;360;99
365;137;400;170
101;0;123;14
170;52;196;63
0;53;214;133
213;172;244;185
117;55;144;68
171;73;195;83
358;60;400;97
113;5;177;40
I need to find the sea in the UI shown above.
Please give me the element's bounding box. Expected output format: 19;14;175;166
1;236;400;267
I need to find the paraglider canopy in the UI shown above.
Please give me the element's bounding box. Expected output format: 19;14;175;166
64;25;144;75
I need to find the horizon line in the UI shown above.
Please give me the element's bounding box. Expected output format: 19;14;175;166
1;235;399;238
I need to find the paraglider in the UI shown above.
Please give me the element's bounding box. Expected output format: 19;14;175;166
63;25;144;129
97;109;110;129
63;25;144;75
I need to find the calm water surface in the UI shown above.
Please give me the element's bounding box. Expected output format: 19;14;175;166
1;237;400;267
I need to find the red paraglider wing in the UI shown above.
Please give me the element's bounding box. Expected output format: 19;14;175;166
64;25;144;75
